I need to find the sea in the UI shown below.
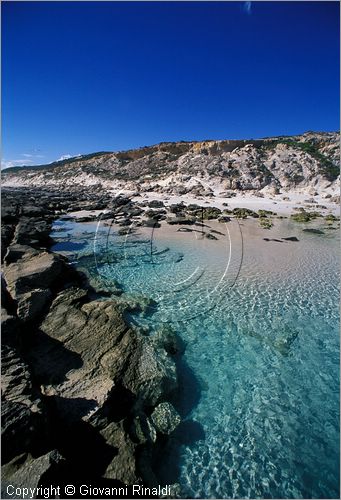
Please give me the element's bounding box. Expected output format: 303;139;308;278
51;215;340;499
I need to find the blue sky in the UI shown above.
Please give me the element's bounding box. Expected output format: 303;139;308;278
2;1;340;168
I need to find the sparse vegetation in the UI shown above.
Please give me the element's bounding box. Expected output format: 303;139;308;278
259;218;273;229
290;210;322;222
263;139;339;180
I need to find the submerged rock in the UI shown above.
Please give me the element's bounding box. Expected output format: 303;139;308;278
152;326;186;356
302;228;325;234
282;236;299;242
150;402;181;435
205;233;218;240
122;340;177;407
167;216;195;225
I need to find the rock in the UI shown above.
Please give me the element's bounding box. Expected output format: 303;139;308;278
16;288;52;322
1;451;63;499
218;215;231;222
4;244;39;265
14;217;52;246
119;295;158;315
1;345;45;464
282;236;299;241
161;483;182;499
1;309;20;343
141;218;161;228
3;251;65;297
232;207;258;218
122;340;177;407
87;274;122;296
152;326;185;356
169;203;186;214
33;291;136;403
150;402;181;435
302;228;325;234
205;233;218;240
100;422;138;484
131;414;157;444
148;200;164;208
167;217;195;225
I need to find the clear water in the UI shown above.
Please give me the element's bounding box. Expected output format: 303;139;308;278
51;217;340;498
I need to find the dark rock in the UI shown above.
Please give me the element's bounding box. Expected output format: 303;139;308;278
3;250;65;297
14;218;52;246
282;236;299;242
167;217;195;225
168;203;185;214
152;326;186;356
16;288;52;322
150;402;181;435
1;450;64;498
122;340;177;407
218;215;231;222
141;219;161;228
205;233;218;240
131;413;157;444
302;228;325;234
4;244;39;265
148;200;164;208
1;345;45;464
99;422;138;484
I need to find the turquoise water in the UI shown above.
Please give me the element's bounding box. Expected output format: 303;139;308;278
51;217;340;498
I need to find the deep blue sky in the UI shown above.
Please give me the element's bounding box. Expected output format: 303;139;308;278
2;1;340;168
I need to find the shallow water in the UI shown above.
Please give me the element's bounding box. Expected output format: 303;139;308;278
51;217;340;498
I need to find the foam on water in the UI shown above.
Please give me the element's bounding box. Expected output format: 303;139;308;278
51;218;340;498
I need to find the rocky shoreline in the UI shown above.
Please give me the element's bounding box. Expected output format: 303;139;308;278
1;187;186;499
1;185;340;499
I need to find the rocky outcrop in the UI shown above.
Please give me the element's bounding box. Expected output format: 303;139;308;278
1;344;45;464
2;132;339;197
1;189;185;493
1;451;64;499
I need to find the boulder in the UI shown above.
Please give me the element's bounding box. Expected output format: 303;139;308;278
122;340;177;407
152;326;185;356
167;217;195;225
1;345;45;463
3;251;65;297
205;233;218;240
282;236;299;242
1;450;63;499
100;422;138;484
150;402;181;435
16;288;52;322
4;244;40;265
302;228;325;234
148;200;164;208
14;217;52;246
131;413;157;444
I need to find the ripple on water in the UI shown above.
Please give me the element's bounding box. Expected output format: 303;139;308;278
51;218;340;498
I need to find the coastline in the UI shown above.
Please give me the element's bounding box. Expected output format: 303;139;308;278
1;185;340;498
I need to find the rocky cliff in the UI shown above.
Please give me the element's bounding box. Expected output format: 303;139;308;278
2;132;340;197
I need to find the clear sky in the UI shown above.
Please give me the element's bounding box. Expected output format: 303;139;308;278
2;1;340;168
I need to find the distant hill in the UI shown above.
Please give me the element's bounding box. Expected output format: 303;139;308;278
2;132;340;196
